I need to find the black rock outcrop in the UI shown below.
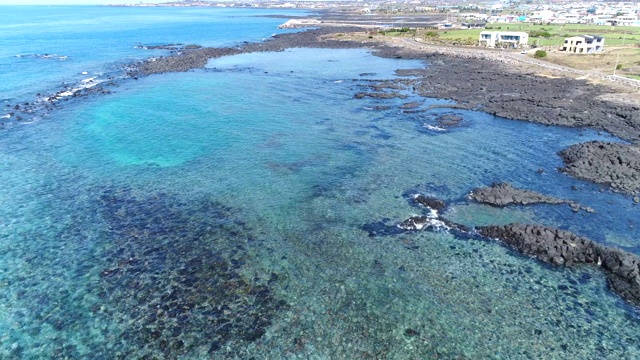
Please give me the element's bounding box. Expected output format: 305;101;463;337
560;141;640;195
412;194;446;211
478;223;640;306
469;182;594;213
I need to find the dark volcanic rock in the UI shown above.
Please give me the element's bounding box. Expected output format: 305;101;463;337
470;182;561;206
559;141;640;195
136;43;203;51
354;91;408;99
478;223;640;306
469;182;594;213
370;81;406;91
399;216;432;231
477;224;599;266
410;56;640;143
412;194;446;211
373;188;640;305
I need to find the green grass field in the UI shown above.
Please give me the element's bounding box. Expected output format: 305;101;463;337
431;24;640;47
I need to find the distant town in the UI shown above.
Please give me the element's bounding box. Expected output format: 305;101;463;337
112;0;640;27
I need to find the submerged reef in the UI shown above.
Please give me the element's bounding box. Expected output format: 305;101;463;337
96;189;287;357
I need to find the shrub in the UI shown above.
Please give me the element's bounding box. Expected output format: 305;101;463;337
529;30;552;38
534;50;547;58
616;63;624;70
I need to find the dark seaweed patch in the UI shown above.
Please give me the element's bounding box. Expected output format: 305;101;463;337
97;188;287;358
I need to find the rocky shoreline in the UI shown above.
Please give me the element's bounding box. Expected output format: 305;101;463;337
131;27;368;76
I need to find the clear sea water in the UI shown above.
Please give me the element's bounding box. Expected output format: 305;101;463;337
1;6;640;359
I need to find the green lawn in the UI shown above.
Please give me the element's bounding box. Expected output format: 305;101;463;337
436;24;640;47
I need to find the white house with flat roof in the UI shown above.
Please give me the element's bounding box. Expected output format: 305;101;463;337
479;31;529;48
562;35;605;53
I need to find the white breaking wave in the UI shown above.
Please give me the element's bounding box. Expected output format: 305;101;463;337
46;76;103;102
423;124;446;132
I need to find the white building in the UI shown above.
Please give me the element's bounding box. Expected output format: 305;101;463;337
562;35;605;54
479;31;529;48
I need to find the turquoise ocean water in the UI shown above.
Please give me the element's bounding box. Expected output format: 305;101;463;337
1;6;640;359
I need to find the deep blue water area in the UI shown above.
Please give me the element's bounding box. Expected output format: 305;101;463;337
0;6;303;101
1;6;640;359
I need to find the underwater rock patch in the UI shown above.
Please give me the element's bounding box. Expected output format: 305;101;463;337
354;91;408;100
435;113;464;128
400;101;422;109
369;81;406;91
96;188;287;357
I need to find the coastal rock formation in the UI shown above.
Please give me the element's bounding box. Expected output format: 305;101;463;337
127;25;640;149
365;190;640;306
478;224;640;306
135;43;203;51
559;141;640;195
412;194;446;211
470;182;566;206
398;215;449;231
477;224;599;266
469;182;594;213
403;56;640;143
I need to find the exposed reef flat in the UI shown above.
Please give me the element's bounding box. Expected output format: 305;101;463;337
560;141;640;196
469;182;594;213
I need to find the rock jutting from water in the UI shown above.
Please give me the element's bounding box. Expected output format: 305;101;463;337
469;182;595;213
559;141;640;196
367;191;640;307
478;224;640;306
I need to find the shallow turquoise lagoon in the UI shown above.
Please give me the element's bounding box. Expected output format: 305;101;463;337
1;44;640;358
